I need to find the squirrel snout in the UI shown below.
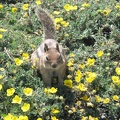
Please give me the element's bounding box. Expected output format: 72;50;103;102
51;63;57;68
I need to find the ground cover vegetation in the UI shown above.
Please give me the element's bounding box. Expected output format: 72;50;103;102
0;0;120;120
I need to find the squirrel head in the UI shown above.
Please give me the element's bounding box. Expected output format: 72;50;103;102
44;43;64;69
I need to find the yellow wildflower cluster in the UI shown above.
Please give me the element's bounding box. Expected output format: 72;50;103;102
67;58;74;67
115;4;120;10
81;2;90;8
23;87;33;96
96;50;104;57
21;103;30;112
22;4;29;10
86;72;97;83
76;83;87;91
82;115;98;120
52;108;60;114
6;88;15;96
14;58;23;66
55;17;69;28
75;70;82;83
64;4;77;11
51;116;58;120
111;67;120;86
0;84;2;90
86;58;95;66
102;8;111;16
12;95;22;104
44;87;58;95
115;67;120;75
64;79;73;88
14;52;29;66
0;3;3;9
0;28;7;39
12;7;18;13
4;113;28;120
35;0;42;5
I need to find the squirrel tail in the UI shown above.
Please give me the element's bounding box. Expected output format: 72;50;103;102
35;7;56;40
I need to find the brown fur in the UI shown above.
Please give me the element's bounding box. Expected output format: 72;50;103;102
31;7;67;87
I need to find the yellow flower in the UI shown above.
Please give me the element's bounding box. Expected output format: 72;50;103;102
70;5;78;10
86;72;97;83
89;116;99;120
55;17;63;23
95;95;102;102
97;50;104;57
22;53;29;60
21;103;30;112
23;87;33;96
115;4;120;10
81;2;90;7
0;28;7;32
52;108;60;114
49;87;58;94
0;75;4;80
6;88;15;96
19;115;28;120
115;67;120;75
75;70;82;83
12;7;18;13
64;33;69;37
76;83;87;91
64;4;72;11
44;88;50;95
67;59;74;67
81;95;90;101
51;116;58;120
103;98;110;104
111;76;119;83
35;0;42;5
12;95;22;104
81;116;87;120
0;34;3;39
55;24;60;30
102;8;111;16
37;118;42;120
0;4;3;9
79;64;85;69
64;79;73;88
14;58;23;66
4;113;18;120
113;95;119;101
117;80;120;86
22;4;29;10
86;58;95;66
0;84;2;90
70;53;75;57
53;11;60;15
60;20;69;27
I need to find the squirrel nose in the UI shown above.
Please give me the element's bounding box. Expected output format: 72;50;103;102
52;63;57;68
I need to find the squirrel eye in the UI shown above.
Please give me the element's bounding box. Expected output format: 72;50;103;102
46;56;49;61
57;55;61;61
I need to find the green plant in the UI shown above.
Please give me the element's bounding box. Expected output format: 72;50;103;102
0;0;120;120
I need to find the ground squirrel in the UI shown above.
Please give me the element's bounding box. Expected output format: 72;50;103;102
31;7;67;87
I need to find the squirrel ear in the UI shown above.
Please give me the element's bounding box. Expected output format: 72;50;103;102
44;43;49;52
56;43;60;52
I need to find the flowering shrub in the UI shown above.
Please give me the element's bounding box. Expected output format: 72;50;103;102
0;0;120;120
